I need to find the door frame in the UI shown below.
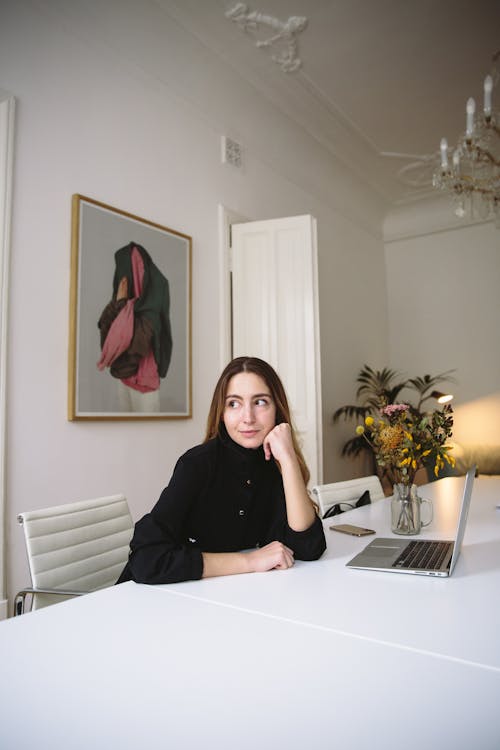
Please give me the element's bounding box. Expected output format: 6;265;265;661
217;203;249;369
0;93;15;619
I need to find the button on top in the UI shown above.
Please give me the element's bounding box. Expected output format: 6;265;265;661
239;509;245;516
246;479;252;485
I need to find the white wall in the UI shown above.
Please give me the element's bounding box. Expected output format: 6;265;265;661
319;212;390;481
0;0;388;611
384;198;500;446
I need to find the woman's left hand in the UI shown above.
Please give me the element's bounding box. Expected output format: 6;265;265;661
263;423;296;464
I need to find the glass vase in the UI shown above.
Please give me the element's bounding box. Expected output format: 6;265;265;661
391;483;433;535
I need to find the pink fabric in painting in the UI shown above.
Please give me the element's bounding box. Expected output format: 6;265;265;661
97;299;135;371
98;246;159;393
122;348;160;393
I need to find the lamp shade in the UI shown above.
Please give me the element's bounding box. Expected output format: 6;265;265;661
430;390;454;404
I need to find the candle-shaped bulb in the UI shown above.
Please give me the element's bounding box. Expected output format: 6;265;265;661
466;97;475;137
440;138;449;169
453;150;460;171
484;75;493;116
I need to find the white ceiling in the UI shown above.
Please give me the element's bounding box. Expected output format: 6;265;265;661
157;0;500;205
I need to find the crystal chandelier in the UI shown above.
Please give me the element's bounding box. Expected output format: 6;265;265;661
433;51;500;225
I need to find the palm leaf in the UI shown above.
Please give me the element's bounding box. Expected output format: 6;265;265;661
406;370;457;409
406;370;456;395
332;404;370;423
332;364;458;472
340;435;370;458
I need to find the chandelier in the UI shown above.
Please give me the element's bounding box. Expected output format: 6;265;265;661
433;51;500;225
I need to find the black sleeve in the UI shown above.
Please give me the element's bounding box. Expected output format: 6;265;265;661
123;452;210;585
282;514;326;561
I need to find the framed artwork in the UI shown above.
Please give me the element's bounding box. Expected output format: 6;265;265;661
68;195;192;420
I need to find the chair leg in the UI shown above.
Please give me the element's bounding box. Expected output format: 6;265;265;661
13;591;32;616
14;593;25;616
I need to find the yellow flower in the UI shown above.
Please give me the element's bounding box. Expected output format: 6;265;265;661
378;425;404;452
365;416;374;427
356;425;365;435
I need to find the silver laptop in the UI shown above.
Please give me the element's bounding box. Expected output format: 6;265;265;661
346;466;476;578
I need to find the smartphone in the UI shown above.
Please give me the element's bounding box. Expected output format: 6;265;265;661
330;524;375;537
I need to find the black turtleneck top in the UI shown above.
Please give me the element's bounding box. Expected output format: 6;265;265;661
117;427;326;585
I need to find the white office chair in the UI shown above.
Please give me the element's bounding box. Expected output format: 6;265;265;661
14;494;133;616
311;475;385;519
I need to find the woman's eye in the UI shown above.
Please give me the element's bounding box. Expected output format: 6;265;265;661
227;400;240;409
255;398;269;406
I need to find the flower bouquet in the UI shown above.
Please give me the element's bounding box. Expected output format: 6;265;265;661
356;403;455;533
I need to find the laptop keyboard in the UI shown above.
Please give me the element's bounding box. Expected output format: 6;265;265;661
393;540;452;571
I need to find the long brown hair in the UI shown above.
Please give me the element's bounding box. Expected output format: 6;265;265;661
204;356;310;486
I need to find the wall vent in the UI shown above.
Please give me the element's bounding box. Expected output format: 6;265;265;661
221;136;242;168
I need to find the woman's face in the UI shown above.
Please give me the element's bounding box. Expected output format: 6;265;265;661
223;372;276;449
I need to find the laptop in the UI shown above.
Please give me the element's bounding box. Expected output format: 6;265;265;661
346;466;476;578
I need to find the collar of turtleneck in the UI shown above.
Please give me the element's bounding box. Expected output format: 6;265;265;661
217;422;268;467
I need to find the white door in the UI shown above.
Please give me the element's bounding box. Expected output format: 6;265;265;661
231;214;322;486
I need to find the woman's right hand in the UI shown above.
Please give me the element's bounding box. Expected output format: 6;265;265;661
246;541;295;572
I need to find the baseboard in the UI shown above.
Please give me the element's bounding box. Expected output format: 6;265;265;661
0;598;7;620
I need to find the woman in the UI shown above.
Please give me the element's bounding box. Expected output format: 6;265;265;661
117;356;326;585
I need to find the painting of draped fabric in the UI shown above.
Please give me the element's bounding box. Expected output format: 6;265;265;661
69;195;191;419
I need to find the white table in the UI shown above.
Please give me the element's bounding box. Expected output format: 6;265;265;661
165;475;500;670
0;477;499;749
0;581;499;749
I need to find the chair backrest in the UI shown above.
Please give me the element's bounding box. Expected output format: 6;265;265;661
311;475;385;518
18;494;133;610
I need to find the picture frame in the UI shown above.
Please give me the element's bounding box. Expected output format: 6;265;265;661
68;195;192;420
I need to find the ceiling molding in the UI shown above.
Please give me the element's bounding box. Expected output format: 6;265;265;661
224;3;308;73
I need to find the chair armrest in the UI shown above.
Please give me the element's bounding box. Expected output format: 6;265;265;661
14;587;87;616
